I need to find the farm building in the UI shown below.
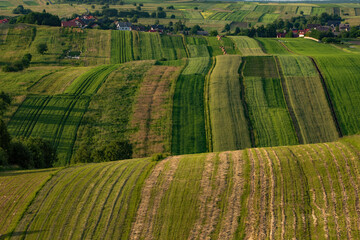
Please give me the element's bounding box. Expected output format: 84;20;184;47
0;19;8;24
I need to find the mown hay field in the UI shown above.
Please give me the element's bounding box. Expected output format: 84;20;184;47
209;55;251;151
2;136;360;239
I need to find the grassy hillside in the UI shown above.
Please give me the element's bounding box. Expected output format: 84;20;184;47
2;136;360;239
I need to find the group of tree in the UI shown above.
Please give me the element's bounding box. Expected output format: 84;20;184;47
16;11;61;26
12;5;32;14
72;140;133;163
2;54;32;72
0;93;57;169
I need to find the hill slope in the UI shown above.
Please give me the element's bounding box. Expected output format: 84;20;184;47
2;135;360;239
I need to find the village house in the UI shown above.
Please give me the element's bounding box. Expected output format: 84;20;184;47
116;22;132;31
0;19;8;24
339;23;350;31
150;25;164;33
61;15;96;29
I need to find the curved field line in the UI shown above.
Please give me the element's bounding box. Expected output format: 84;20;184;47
218;150;244;239
300;145;330;239
310;145;341;239
24;96;52;138
245;149;257;239
187;153;216;239
262;149;276;240
270;150;285;240
130;156;180;240
323;143;354;239
255;148;269;238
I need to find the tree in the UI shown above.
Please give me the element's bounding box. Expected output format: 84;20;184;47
234;27;240;35
224;23;230;33
210;30;218;36
22;53;32;68
190;24;202;35
300;11;304;15
0;119;11;153
37;43;48;54
170;14;175;19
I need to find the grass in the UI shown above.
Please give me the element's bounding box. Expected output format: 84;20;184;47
0;168;58;236
10;158;155;240
255;38;290;55
4;135;360;239
278;55;339;144
229;36;266;56
209;55;251;151
65;65;119;95
171;57;210;155
315;55;360;135
74;61;154;153
242;56;298;147
7;95;90;165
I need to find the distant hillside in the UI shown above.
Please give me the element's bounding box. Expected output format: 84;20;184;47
1;135;360;239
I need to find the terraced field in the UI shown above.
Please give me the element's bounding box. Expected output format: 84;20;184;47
278;55;339;144
172;57;210;155
242;56;298;147
2;136;360;239
229;36;266;56
209;55;251;151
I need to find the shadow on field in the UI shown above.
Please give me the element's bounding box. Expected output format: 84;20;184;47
0;230;44;239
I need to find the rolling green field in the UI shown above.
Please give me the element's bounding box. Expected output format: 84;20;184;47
278;55;339;144
242;56;298;147
2;136;360;239
209;55;251;151
172;57;210;155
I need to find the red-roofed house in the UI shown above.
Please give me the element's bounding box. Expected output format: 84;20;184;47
0;19;9;24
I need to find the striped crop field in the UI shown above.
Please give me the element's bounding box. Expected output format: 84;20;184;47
229;36;266;56
10;158;156;240
206;36;239;56
83;29;111;65
64;65;119;95
7;95;90;164
259;13;280;23
242;56;298;147
111;31;133;64
0;168;58;236
186;36;209;58
7;65;118;164
278;55;339;144
29;66;93;95
130;65;182;157
315;55;360;135
172;57;210;155
111;32;187;64
3;136;360;239
209;55;251;151
226;10;251;22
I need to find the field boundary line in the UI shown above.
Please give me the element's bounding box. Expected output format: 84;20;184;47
181;34;190;58
309;57;342;138
204;57;216;152
274;56;303;144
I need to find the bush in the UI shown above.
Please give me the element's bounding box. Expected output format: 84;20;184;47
37;43;48;54
151;153;168;161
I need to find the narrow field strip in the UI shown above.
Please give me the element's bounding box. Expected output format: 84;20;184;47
130;156;180;240
278;55;339;144
209;55;251;151
172;57;210;155
131;65;182;157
